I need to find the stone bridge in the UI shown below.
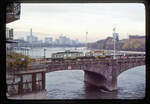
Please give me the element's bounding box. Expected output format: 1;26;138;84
29;55;145;91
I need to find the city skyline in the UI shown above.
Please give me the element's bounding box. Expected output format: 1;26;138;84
22;30;82;45
7;3;145;42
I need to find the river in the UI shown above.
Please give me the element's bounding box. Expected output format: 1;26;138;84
15;47;145;99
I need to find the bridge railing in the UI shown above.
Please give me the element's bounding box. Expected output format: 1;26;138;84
28;58;49;70
28;54;145;70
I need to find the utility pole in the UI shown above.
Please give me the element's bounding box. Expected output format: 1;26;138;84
44;48;46;59
113;27;116;59
86;32;88;49
30;28;33;58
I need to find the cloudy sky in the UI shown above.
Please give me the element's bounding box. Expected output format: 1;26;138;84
7;3;145;42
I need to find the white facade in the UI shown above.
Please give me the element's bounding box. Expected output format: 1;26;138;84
6;27;13;40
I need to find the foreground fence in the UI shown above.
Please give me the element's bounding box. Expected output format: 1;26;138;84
6;69;46;96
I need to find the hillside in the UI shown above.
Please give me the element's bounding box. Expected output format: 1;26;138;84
87;35;145;51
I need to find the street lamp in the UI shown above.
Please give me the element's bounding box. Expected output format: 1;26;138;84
85;31;88;50
113;27;116;59
44;48;46;59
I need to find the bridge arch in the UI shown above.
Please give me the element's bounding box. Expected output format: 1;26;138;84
46;64;108;86
45;70;85;80
118;65;146;77
115;60;145;77
46;67;82;73
117;65;145;91
45;69;108;91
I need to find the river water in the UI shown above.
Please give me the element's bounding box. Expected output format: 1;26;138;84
15;47;145;99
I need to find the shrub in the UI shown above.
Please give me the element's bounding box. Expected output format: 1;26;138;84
6;52;30;72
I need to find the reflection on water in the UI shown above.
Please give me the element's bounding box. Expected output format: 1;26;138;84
45;66;145;99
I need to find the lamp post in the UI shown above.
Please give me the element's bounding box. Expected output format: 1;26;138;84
86;32;88;49
21;57;24;71
113;27;116;59
25;48;27;56
44;48;46;59
27;48;29;56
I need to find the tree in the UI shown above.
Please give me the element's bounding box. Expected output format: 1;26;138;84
6;52;30;73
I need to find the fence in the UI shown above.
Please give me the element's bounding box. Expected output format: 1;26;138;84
6;70;46;96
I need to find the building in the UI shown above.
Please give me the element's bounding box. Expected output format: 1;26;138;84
6;3;21;23
129;35;145;40
55;39;60;45
6;3;21;53
6;27;13;40
59;36;69;45
44;37;53;44
27;35;38;43
53;35;81;46
27;28;38;43
19;37;24;41
58;35;79;45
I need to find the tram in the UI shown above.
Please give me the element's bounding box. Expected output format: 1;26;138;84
85;50;111;58
51;50;84;60
51;49;111;60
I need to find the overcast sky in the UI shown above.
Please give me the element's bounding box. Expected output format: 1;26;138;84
7;3;145;42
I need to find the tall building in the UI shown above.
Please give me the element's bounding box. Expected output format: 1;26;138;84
44;37;53;44
19;37;24;41
58;36;72;45
27;28;38;43
59;36;67;44
55;39;60;45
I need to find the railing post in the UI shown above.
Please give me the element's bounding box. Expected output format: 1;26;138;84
32;73;36;92
42;72;45;90
18;74;23;95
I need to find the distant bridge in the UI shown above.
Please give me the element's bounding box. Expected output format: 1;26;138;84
29;54;145;91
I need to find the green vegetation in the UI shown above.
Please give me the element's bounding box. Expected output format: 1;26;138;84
122;39;145;51
87;36;145;51
6;52;30;72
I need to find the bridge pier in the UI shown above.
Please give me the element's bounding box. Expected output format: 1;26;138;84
84;70;117;91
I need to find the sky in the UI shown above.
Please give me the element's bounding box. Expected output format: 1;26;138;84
7;3;145;43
